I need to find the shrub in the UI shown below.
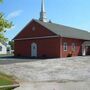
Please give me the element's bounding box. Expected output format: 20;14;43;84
67;52;73;57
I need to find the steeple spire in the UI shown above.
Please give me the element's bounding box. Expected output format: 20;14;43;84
39;0;47;22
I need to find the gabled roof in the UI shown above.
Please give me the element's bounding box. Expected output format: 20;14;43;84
34;19;90;40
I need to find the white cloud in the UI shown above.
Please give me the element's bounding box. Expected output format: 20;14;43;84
7;10;23;19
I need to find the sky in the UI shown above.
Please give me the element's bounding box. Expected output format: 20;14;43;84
0;0;90;40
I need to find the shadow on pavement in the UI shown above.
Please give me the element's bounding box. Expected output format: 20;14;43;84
0;55;50;65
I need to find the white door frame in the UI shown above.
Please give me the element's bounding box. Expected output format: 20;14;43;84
82;46;87;56
31;43;37;57
82;41;90;56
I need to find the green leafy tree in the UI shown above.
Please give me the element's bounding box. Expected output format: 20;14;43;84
0;0;13;42
0;0;3;3
8;40;14;50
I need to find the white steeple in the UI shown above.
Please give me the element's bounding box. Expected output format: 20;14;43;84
39;0;47;22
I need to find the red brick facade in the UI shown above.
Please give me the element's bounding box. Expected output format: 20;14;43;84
14;37;84;58
60;37;83;57
14;20;85;58
15;20;56;39
14;37;60;58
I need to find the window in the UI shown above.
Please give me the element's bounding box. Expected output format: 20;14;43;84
0;46;2;51
63;42;67;51
32;26;35;31
72;43;76;51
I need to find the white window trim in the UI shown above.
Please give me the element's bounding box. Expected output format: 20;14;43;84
63;42;67;51
14;35;59;40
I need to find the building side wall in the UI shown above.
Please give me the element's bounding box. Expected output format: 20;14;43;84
14;37;85;58
60;37;84;57
14;37;60;58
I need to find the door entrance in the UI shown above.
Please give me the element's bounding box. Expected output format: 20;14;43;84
82;41;90;56
31;43;37;57
86;46;90;55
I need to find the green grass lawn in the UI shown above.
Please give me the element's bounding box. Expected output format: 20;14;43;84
0;54;14;57
0;72;15;86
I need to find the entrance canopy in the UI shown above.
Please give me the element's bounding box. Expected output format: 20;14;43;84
83;41;90;46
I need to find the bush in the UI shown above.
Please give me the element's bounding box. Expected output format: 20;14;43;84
67;52;73;57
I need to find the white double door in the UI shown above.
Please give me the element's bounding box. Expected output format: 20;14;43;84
31;43;37;57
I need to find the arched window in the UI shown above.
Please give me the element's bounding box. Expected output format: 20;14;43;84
0;46;2;51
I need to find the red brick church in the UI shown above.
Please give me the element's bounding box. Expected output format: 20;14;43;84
13;0;90;58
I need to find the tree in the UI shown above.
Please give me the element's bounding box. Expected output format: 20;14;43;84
0;0;3;3
8;40;14;50
0;0;13;42
0;13;13;41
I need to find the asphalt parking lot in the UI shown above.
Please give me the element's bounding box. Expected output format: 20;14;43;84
0;55;43;64
0;56;90;90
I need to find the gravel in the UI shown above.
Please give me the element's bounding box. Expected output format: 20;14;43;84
0;56;90;90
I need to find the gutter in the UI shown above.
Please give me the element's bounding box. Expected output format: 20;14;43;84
0;84;20;89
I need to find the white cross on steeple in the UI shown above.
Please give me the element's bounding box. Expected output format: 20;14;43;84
39;0;47;22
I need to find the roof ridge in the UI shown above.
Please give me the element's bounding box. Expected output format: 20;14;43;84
34;19;90;40
34;19;89;33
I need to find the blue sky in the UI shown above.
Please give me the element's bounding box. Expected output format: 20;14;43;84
0;0;90;40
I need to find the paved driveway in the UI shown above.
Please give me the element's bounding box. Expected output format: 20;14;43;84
0;56;90;90
0;56;42;65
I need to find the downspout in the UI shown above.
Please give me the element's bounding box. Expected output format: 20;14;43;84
82;43;86;56
60;36;63;58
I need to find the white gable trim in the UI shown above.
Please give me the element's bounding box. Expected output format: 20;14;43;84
14;35;59;41
13;19;34;40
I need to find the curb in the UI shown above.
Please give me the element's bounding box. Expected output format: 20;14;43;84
0;84;20;89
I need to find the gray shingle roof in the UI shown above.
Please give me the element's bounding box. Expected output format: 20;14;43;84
35;19;90;40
